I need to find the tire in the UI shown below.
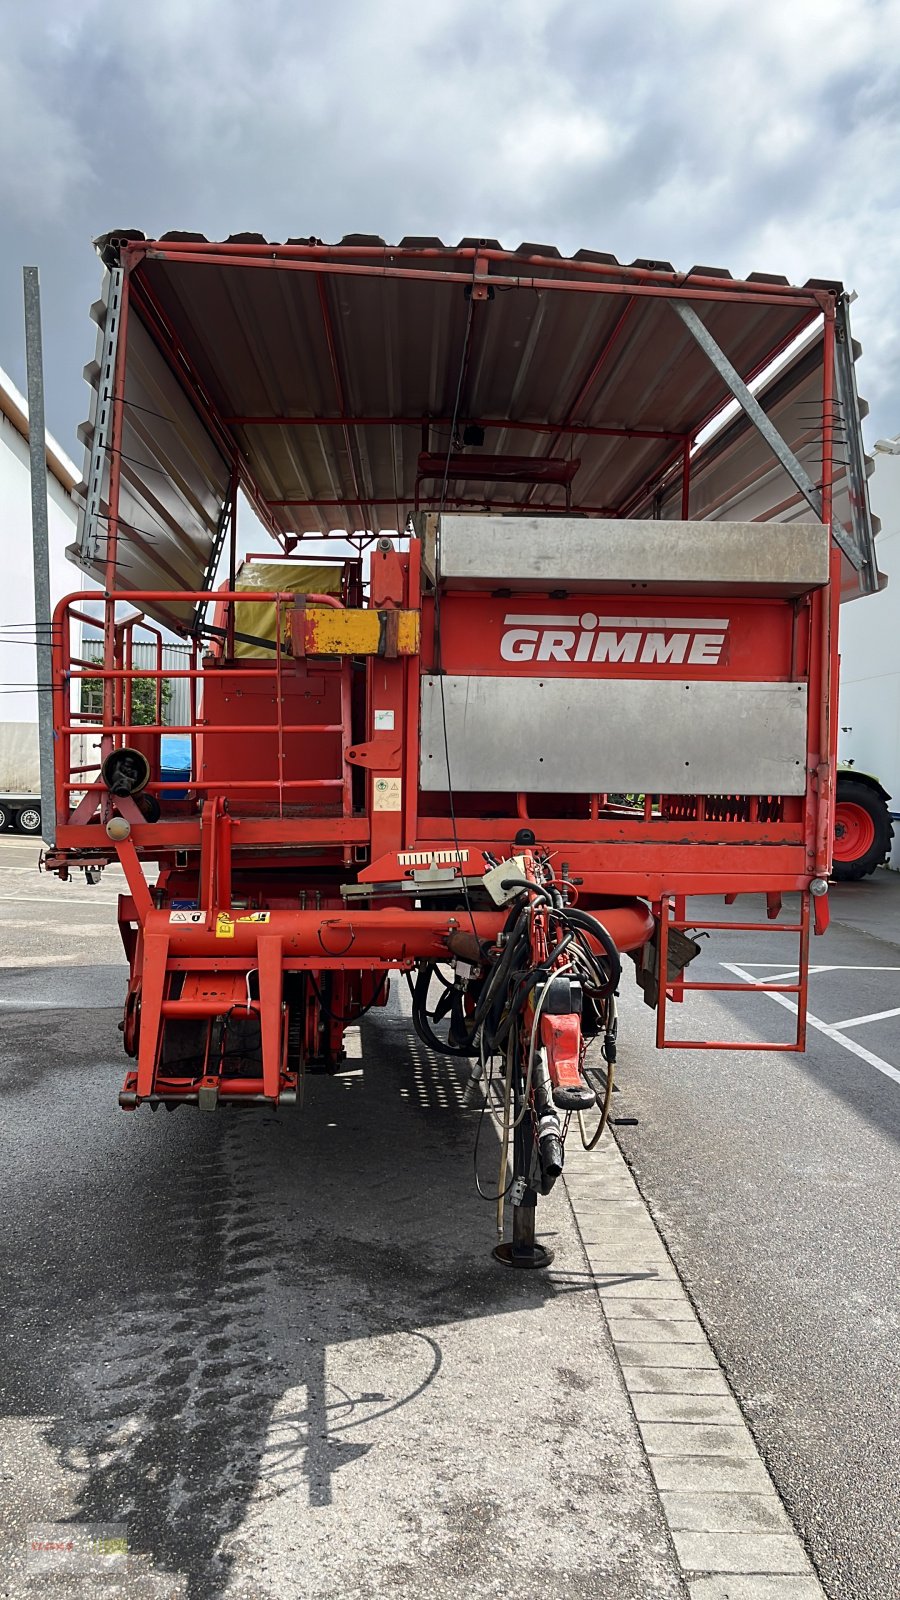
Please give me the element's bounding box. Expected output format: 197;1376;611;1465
14;805;43;836
832;780;893;881
0;804;10;832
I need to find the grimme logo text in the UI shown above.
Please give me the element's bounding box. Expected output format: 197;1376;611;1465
500;613;728;666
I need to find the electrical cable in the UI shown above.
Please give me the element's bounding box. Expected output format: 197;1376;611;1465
432;280;480;942
578;996;618;1150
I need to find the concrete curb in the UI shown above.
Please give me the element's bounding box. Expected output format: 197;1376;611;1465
563;1135;827;1600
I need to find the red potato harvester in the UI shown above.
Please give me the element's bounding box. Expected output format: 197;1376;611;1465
33;234;881;1264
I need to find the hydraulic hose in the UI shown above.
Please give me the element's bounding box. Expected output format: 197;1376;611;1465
562;908;621;996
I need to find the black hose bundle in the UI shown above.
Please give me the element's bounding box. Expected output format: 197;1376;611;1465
409;889;620;1059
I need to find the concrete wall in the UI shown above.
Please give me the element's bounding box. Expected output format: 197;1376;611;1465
838;440;900;867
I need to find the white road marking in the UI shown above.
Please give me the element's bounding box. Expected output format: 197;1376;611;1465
721;962;900;1088
828;1006;900;1031
737;963;900;973
0;894;121;907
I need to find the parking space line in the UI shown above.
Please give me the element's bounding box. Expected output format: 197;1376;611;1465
737;964;900;973
828;1006;900;1031
721;962;900;1089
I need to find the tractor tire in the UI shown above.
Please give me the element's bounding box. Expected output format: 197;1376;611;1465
832;779;893;881
0;803;10;832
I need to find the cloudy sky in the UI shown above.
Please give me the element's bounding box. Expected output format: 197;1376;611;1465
2;0;900;457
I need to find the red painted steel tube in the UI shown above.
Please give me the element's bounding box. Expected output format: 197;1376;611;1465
160;1000;259;1018
663;1041;802;1052
139;249;825;310
668;919;803;932
61;723;344;735
128;240;829;305
64;778;342;792
815;309;839;879
128;237;809;292
267;496;618;513
102;271;130;735
678;982;802;993
147;901;655;957
225;414;683;442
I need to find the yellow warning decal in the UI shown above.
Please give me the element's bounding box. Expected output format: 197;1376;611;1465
215;910;271;937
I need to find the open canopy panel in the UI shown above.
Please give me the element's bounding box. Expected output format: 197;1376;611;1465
647;323;881;598
71;233;877;625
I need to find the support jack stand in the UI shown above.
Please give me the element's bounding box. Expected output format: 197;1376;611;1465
493;1193;554;1269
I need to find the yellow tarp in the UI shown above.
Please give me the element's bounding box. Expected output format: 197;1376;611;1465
232;563;343;658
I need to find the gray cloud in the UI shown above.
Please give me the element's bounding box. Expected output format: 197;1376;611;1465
2;0;899;457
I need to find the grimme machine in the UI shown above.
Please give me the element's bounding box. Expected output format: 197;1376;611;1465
32;235;879;1263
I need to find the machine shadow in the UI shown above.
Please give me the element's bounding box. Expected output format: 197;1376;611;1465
35;991;599;1600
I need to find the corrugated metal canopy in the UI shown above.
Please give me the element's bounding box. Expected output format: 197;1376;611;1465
649;325;882;598
75;233;860;621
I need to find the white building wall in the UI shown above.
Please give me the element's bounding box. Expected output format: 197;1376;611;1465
0;371;79;725
838;439;900;867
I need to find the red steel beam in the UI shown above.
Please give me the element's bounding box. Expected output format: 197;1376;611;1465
127;239;831;306
222;413;682;441
136;248;828;312
269;495;618;513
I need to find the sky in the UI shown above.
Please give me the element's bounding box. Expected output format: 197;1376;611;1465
2;0;900;466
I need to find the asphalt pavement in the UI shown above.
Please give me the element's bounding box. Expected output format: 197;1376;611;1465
0;838;687;1600
613;873;900;1600
0;834;895;1598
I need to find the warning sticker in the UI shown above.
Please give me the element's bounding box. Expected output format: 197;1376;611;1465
215;910;271;937
373;777;402;811
373;709;395;731
170;909;271;933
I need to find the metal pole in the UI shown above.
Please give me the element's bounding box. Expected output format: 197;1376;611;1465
22;266;57;847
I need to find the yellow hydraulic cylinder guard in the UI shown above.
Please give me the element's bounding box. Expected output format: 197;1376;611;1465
300;607;420;657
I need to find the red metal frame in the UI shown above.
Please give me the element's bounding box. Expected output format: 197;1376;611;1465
655;893;812;1052
47;240;845;1110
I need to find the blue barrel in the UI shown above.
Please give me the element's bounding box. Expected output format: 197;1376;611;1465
160;734;191;801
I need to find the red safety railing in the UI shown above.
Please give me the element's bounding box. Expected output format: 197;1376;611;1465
52;590;354;826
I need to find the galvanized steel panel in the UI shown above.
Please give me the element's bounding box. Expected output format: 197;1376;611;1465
437;515;829;594
420;675;809;795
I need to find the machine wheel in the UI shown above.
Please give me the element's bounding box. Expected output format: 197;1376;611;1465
15;805;42;836
832;780;892;881
0;803;10;831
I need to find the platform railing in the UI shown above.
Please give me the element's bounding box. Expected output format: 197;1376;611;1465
52;591;354;825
